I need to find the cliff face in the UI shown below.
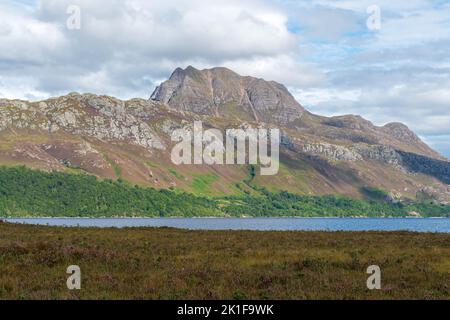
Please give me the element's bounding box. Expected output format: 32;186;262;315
151;66;305;125
0;66;449;202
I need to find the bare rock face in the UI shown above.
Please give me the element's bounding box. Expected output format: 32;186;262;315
378;122;442;160
151;66;305;125
382;122;421;144
300;143;363;162
0;94;166;151
352;145;403;167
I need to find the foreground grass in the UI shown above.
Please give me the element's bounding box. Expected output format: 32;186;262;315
0;222;449;300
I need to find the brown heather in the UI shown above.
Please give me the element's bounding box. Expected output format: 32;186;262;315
0;222;449;300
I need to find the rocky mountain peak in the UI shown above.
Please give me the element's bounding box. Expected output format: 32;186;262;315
150;66;305;124
382;122;421;143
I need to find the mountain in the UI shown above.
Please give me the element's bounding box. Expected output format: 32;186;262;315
151;66;305;125
0;66;449;203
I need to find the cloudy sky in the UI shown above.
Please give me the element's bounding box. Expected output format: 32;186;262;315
1;0;450;156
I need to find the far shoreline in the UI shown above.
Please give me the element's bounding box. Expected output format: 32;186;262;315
2;216;449;219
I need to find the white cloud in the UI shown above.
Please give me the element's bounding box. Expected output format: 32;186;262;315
291;88;361;107
0;2;67;63
223;54;326;88
0;0;324;99
0;75;48;100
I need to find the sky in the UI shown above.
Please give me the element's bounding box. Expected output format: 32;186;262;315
1;0;450;157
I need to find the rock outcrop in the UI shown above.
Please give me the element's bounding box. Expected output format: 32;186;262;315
0;94;166;151
151;66;305;125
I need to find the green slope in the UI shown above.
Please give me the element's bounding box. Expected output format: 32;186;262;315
0;166;449;218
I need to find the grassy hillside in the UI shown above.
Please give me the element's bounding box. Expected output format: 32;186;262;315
0;166;220;217
0;222;449;299
0;166;449;217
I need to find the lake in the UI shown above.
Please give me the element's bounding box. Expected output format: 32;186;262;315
4;218;450;233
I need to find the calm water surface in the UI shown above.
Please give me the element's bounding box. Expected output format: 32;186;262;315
4;218;450;233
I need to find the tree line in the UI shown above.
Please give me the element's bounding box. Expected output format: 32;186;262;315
0;166;448;218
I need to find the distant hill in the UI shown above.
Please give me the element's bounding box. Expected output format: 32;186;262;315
0;66;449;204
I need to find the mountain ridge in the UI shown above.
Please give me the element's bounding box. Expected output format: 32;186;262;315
0;66;449;203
